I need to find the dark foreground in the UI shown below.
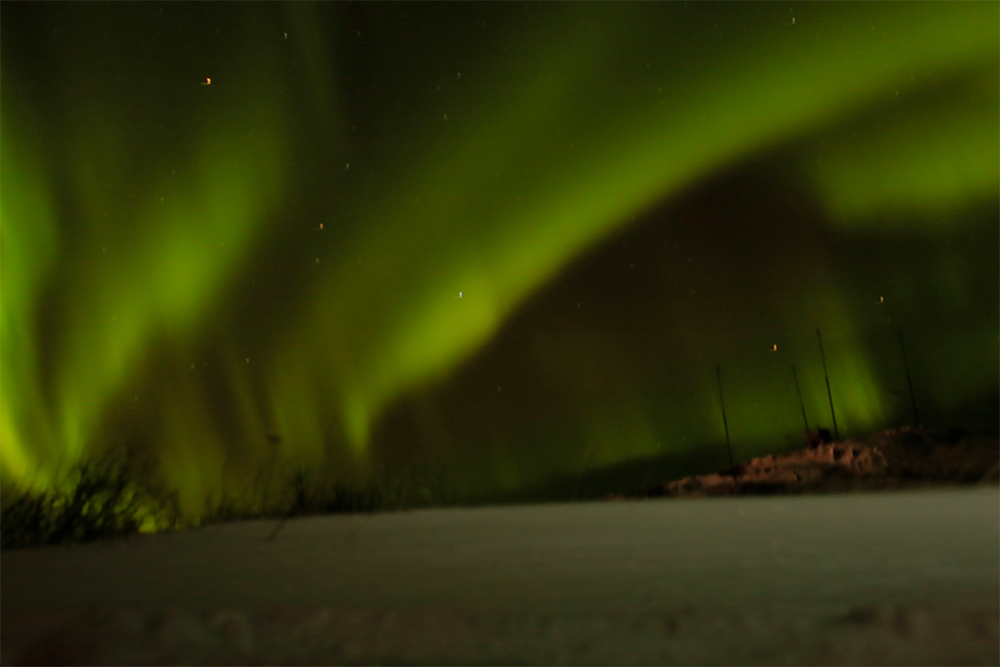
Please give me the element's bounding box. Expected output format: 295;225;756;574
2;486;997;665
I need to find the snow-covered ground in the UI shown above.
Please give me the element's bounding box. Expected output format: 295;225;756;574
2;487;997;665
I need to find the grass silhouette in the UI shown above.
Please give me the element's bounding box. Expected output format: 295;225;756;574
1;454;179;549
1;457;383;550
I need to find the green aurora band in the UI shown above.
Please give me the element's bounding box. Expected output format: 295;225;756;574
2;3;997;518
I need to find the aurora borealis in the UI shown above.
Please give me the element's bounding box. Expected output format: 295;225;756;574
2;3;997;519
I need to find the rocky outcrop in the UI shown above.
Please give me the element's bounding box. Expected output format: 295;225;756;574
641;427;998;498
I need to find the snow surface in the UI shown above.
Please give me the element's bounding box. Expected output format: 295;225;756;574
2;487;998;665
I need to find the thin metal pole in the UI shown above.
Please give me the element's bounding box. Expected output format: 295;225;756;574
898;330;921;427
791;363;809;434
716;365;734;467
816;328;839;440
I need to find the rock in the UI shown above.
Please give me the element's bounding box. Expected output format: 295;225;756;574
641;427;997;498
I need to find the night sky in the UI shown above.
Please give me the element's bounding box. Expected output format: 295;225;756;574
2;2;997;519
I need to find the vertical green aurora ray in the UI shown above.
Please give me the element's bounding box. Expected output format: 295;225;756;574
0;72;60;485
1;5;294;498
1;3;996;515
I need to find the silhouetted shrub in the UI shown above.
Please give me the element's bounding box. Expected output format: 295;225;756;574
285;469;381;516
1;455;178;550
197;469;382;528
5;458;386;548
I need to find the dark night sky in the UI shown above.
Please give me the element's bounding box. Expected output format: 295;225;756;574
2;2;997;517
